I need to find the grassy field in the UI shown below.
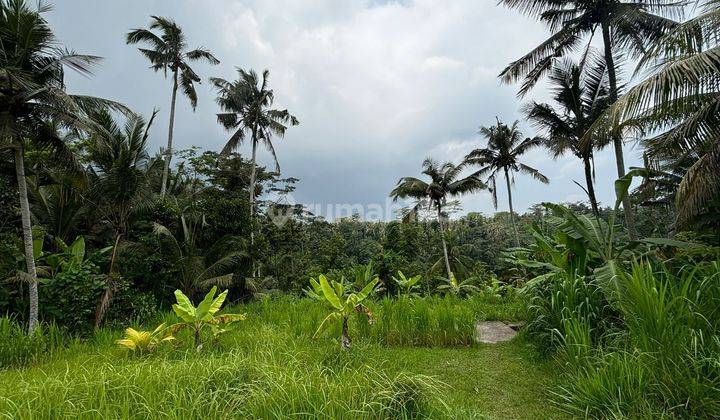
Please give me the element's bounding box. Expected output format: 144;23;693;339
0;296;564;419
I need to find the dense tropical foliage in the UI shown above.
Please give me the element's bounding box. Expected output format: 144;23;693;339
0;0;718;418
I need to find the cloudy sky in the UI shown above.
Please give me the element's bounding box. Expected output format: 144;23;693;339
48;0;643;220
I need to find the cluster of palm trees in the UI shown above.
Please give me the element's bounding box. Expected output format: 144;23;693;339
1;1;297;332
128;17;298;278
127;16;299;213
394;0;720;276
390;120;548;279
499;0;719;233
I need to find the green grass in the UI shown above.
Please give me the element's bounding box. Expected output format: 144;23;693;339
530;261;720;418
385;337;564;419
0;296;563;419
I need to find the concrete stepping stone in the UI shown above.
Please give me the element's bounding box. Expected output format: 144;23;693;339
475;321;518;344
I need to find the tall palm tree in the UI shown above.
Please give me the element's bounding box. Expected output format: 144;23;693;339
127;16;219;197
86;109;161;327
498;0;683;237
523;54;612;216
598;0;720;228
464;119;549;246
0;0;126;333
390;158;486;280
211;68;299;220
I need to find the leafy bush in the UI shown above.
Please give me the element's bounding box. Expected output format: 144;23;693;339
103;277;158;329
39;263;105;331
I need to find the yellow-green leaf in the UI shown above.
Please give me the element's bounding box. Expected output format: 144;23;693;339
319;275;342;309
196;286;218;320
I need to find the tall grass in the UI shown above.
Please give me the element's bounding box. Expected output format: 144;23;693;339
238;294;525;348
536;260;720;418
0;326;446;418
1;294;525;370
0;317;67;369
525;272;612;355
0;293;532;418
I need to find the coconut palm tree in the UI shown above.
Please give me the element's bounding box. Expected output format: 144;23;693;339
390;158;486;280
127;16;219;197
523;54;612;216
211;69;299;219
597;0;720;228
0;0;126;333
464;119;549;246
86;109;161;327
498;0;683;237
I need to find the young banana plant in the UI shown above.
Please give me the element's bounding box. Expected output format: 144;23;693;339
170;286;245;349
305;275;352;302
304;276;325;301
391;271;422;296
437;272;479;297
116;323;175;354
313;274;378;350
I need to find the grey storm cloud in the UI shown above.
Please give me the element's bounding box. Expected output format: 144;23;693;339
48;0;642;219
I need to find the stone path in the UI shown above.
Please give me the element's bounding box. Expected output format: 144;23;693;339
475;321;520;344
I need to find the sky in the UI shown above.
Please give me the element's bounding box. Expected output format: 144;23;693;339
47;0;644;220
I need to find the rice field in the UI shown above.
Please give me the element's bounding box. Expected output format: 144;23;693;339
0;295;563;419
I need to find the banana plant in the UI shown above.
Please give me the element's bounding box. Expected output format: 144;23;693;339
116;323;175;354
170;286;245;349
391;271;422;296
437;273;479;297
350;262;377;292
305;274;351;302
304;276;325;301
45;236;112;275
313;274;378;349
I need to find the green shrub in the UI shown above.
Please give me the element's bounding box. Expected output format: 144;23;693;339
39;262;105;331
104;278;158;329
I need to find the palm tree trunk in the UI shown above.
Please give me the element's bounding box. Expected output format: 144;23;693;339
436;205;453;280
601;23;637;239
160;69;179;197
94;231;121;329
249;126;258;278
14;143;39;334
249;132;258;218
504;168;520;247
583;155;600;216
